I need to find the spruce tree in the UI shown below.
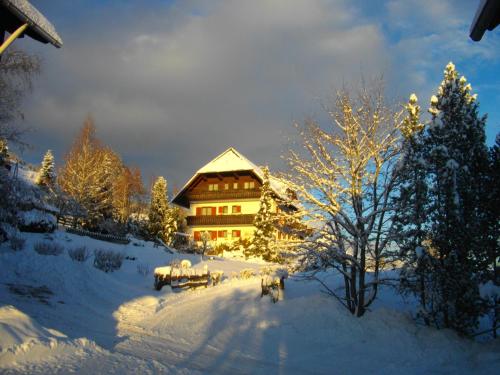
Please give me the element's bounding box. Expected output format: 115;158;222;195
422;62;489;334
393;94;433;323
163;205;179;246
485;135;500;285
36;150;56;187
251;166;276;261
149;176;169;241
0;138;8;167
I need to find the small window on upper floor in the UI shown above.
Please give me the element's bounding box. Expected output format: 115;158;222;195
243;181;255;189
224;183;229;190
208;184;218;191
233;182;238;189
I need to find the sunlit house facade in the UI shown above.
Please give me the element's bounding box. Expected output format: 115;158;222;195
172;147;297;245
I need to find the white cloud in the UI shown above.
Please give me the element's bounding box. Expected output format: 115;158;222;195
20;0;499;184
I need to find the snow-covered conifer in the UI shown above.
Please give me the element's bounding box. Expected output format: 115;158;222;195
36;150;56;186
163;205;179;246
149;176;168;241
0;138;8;166
393;94;432;323
250;166;277;261
418;62;489;334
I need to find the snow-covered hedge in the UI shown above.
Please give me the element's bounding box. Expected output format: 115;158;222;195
34;241;64;256
93;249;125;273
17;209;57;233
67;246;90;262
9;235;26;251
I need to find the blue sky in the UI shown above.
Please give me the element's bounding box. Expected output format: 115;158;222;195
15;0;500;187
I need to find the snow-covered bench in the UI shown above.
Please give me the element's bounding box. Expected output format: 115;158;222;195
154;261;217;290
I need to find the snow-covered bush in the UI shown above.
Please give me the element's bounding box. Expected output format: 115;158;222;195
68;246;90;262
96;218;126;236
9;235;25;251
93;249;125;272
210;270;224;286
209;243;230;256
239;268;256;279
137;262;151;276
34;241;64;256
17;209;57;233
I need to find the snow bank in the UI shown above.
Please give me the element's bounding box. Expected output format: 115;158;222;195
0;230;498;374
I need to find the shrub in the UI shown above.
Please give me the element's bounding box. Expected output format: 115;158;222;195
136;262;151;276
68;246;90;262
208;243;230;256
34;241;64;256
10;235;26;251
17;210;57;233
239;268;256;279
230;238;252;253
93;249;124;272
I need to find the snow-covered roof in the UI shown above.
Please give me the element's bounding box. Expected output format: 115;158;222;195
1;0;63;48
172;147;291;206
196;147;260;174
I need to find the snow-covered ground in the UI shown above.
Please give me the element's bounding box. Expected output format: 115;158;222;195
0;230;499;374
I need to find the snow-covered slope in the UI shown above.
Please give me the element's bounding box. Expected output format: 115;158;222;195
0;231;498;374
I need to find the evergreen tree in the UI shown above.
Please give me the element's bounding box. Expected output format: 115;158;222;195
163;205;179;246
393;94;433;323
486;134;500;285
0;138;8;167
250;166;276;261
401;62;490;335
36;149;56;186
149;176;169;241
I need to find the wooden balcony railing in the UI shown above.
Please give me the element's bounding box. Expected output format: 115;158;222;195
186;189;261;201
187;214;255;226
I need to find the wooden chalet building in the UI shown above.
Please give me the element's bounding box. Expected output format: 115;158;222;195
172;147;297;245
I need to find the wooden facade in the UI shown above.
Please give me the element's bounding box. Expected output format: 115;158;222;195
173;171;262;208
172;147;300;244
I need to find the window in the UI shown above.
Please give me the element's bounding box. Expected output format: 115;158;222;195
233;182;238;189
224;183;229;190
194;231;201;241
208;184;218;191
232;230;241;238
244;181;255;189
232;205;241;214
218;230;227;238
218;206;228;215
209;231;217;241
197;207;216;216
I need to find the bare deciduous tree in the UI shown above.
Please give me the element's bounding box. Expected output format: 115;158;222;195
283;81;410;317
0;48;40;147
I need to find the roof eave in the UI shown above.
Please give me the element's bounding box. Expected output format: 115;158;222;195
1;0;63;48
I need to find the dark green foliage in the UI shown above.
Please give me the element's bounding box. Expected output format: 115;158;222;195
395;63;491;335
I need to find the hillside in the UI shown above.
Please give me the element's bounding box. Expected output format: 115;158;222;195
0;230;498;374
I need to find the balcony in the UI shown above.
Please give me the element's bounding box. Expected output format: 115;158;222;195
186;189;261;202
187;214;255;226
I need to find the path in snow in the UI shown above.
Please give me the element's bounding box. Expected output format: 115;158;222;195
1;231;499;374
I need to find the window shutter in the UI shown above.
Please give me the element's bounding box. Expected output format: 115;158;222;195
196;207;201;216
211;207;216;216
218;207;223;214
194;231;201;241
210;231;217;240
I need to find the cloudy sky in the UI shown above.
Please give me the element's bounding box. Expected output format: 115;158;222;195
15;0;500;190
